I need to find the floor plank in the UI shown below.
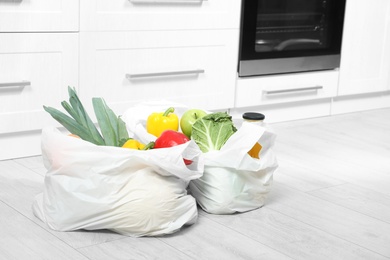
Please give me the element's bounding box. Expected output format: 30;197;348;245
77;236;192;260
268;183;390;258
308;183;390;224
272;128;390;196
274;159;346;192
200;205;389;260
157;214;292;260
13;155;47;176
0;202;89;260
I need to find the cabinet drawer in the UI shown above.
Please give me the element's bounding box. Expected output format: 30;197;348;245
80;0;240;31
235;71;339;108
79;30;238;113
0;0;78;32
0;33;78;134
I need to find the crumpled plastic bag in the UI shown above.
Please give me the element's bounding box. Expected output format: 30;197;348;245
188;122;278;214
33;126;204;237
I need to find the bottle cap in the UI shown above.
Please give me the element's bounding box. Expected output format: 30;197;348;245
242;112;265;121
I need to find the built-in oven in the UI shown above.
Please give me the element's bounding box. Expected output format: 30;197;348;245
238;0;346;77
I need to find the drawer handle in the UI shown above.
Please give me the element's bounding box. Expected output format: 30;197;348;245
264;86;323;95
130;0;207;3
0;81;31;88
126;69;205;79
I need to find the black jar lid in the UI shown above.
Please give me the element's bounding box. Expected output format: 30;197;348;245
242;112;265;121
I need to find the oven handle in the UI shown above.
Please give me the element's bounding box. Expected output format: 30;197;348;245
129;0;207;3
274;39;321;51
0;81;31;88
264;86;323;95
126;69;205;79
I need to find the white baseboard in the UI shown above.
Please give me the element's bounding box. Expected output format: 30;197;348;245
331;91;390;115
0;130;42;161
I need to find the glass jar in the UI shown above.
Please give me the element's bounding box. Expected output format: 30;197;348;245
242;112;265;159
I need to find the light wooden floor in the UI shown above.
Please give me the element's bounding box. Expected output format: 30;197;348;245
1;108;390;260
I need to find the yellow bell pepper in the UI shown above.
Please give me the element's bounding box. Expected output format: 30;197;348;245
248;142;262;159
146;107;179;137
122;139;145;150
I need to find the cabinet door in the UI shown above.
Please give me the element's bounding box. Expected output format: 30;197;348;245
338;0;390;95
0;33;78;134
80;0;240;31
79;30;238;113
235;70;339;108
0;0;78;32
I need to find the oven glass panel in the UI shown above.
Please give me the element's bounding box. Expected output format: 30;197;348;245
255;0;330;53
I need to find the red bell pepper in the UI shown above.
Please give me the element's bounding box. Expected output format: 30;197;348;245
153;130;192;165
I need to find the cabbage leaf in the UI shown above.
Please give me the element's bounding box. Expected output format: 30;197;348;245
191;112;237;152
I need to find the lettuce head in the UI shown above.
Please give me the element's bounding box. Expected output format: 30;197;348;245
191;112;237;152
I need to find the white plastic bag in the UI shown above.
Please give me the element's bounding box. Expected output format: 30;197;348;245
188;122;278;214
33;126;204;237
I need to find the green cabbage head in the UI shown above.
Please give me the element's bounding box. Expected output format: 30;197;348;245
191;112;237;152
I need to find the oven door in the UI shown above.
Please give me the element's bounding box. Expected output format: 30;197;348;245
239;0;346;77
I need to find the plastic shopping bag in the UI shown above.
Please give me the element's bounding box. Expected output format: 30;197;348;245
33;126;204;237
188;122;278;214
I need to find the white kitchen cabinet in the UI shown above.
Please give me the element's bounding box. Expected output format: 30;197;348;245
0;33;79;134
0;33;78;160
338;0;390;95
0;0;79;32
235;70;339;108
0;0;80;161
79;30;239;114
79;0;241;114
230;99;334;124
233;70;339;123
80;0;240;31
